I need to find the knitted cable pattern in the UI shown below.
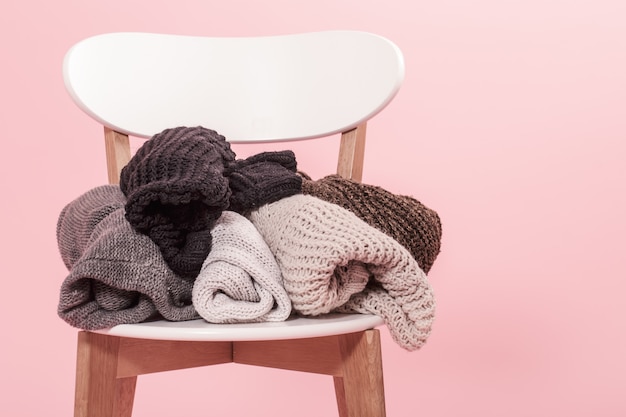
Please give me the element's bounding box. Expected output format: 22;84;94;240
249;194;436;351
192;211;292;323
300;173;442;274
56;185;198;330
120;126;236;279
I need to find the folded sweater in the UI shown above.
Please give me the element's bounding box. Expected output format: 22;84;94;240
249;194;436;351
57;185;198;330
192;211;292;323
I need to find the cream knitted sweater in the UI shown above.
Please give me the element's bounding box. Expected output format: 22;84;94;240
192;211;292;323
249;194;436;351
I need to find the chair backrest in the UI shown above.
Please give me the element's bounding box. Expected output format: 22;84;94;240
63;31;404;183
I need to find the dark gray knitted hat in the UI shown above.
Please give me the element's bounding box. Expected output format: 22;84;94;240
300;174;442;274
56;185;198;330
120;126;236;278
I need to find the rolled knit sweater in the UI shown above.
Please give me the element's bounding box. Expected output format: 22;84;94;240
56;185;198;330
300;174;442;274
192;211;292;323
248;194;436;351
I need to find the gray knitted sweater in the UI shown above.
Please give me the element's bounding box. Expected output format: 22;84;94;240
56;185;198;330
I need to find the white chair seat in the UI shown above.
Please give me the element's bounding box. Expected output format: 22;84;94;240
97;314;385;341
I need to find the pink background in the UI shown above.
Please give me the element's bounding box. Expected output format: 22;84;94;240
1;1;625;416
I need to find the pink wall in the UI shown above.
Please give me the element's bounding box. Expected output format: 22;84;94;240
2;1;625;416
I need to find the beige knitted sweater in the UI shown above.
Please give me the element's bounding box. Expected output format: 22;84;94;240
249;194;436;351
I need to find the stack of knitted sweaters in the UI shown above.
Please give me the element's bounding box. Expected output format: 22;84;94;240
57;126;442;351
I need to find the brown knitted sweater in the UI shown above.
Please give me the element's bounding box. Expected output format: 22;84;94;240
300;174;442;274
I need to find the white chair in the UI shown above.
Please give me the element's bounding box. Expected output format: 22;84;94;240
63;30;405;417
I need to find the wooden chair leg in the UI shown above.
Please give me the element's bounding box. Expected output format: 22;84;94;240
334;330;386;417
74;331;137;417
72;329;385;417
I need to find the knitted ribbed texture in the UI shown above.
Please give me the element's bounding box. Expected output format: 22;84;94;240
249;194;436;351
120;126;236;279
56;185;198;330
226;151;302;214
301;174;442;274
192;211;291;323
